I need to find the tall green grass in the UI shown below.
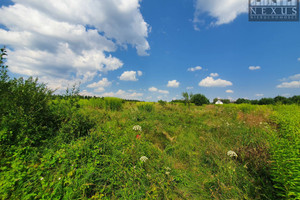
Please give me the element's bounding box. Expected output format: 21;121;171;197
137;102;155;112
270;105;300;199
104;97;123;111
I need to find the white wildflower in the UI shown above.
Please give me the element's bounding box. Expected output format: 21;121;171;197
133;125;142;131
140;156;148;162
165;167;171;171
58;177;61;180
227;150;238;158
165;171;170;175
40;177;44;181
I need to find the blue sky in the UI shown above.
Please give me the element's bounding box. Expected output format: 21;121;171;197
0;0;299;101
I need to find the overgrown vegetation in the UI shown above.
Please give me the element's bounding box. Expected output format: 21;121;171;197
0;48;299;199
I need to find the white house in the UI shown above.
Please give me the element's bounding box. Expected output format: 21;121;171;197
215;100;223;105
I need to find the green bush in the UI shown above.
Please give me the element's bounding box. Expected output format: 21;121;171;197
0;57;55;148
191;93;210;106
158;100;167;106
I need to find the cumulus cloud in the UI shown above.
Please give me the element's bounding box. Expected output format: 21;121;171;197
277;81;300;88
255;94;264;97
119;71;142;81
0;0;150;90
199;76;232;87
86;78;111;92
167;80;180;88
186;86;194;90
188;66;202;72
277;74;300;88
137;71;143;76
102;89;143;100
249;66;261;70
120;71;143;81
210;73;219;77
226;90;234;93
148;87;169;94
148;87;158;92
298;58;300;61
280;74;300;82
288;74;300;81
193;0;248;28
158;90;169;94
87;78;112;88
80;90;100;97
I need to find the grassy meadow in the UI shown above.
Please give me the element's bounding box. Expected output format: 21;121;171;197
1;49;300;199
1;92;299;199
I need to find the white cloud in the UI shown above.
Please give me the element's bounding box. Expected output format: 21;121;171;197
0;0;149;90
226;90;234;93
210;73;219;77
288;74;300;81
277;81;300;88
193;0;247;28
298;58;300;61
94;88;105;93
148;87;169;94
277;74;300;88
255;94;264;97
188;66;202;72
186;86;194;90
148;87;158;92
167;80;180;88
199;76;232;87
137;71;143;76
102;89;143;100
249;66;261;70
279;74;300;82
80;90;100;97
87;78;112;88
86;78;111;92
158;90;169;94
119;71;140;81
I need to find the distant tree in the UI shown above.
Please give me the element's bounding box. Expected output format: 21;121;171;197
191;94;209;106
222;99;231;104
213;98;219;104
290;95;300;104
258;98;275;105
158;100;167;106
250;100;259;105
235;98;251;104
274;96;291;104
182;92;193;107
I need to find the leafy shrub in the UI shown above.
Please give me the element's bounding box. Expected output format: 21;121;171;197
191;93;210;106
0;50;55;148
158;100;167;106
